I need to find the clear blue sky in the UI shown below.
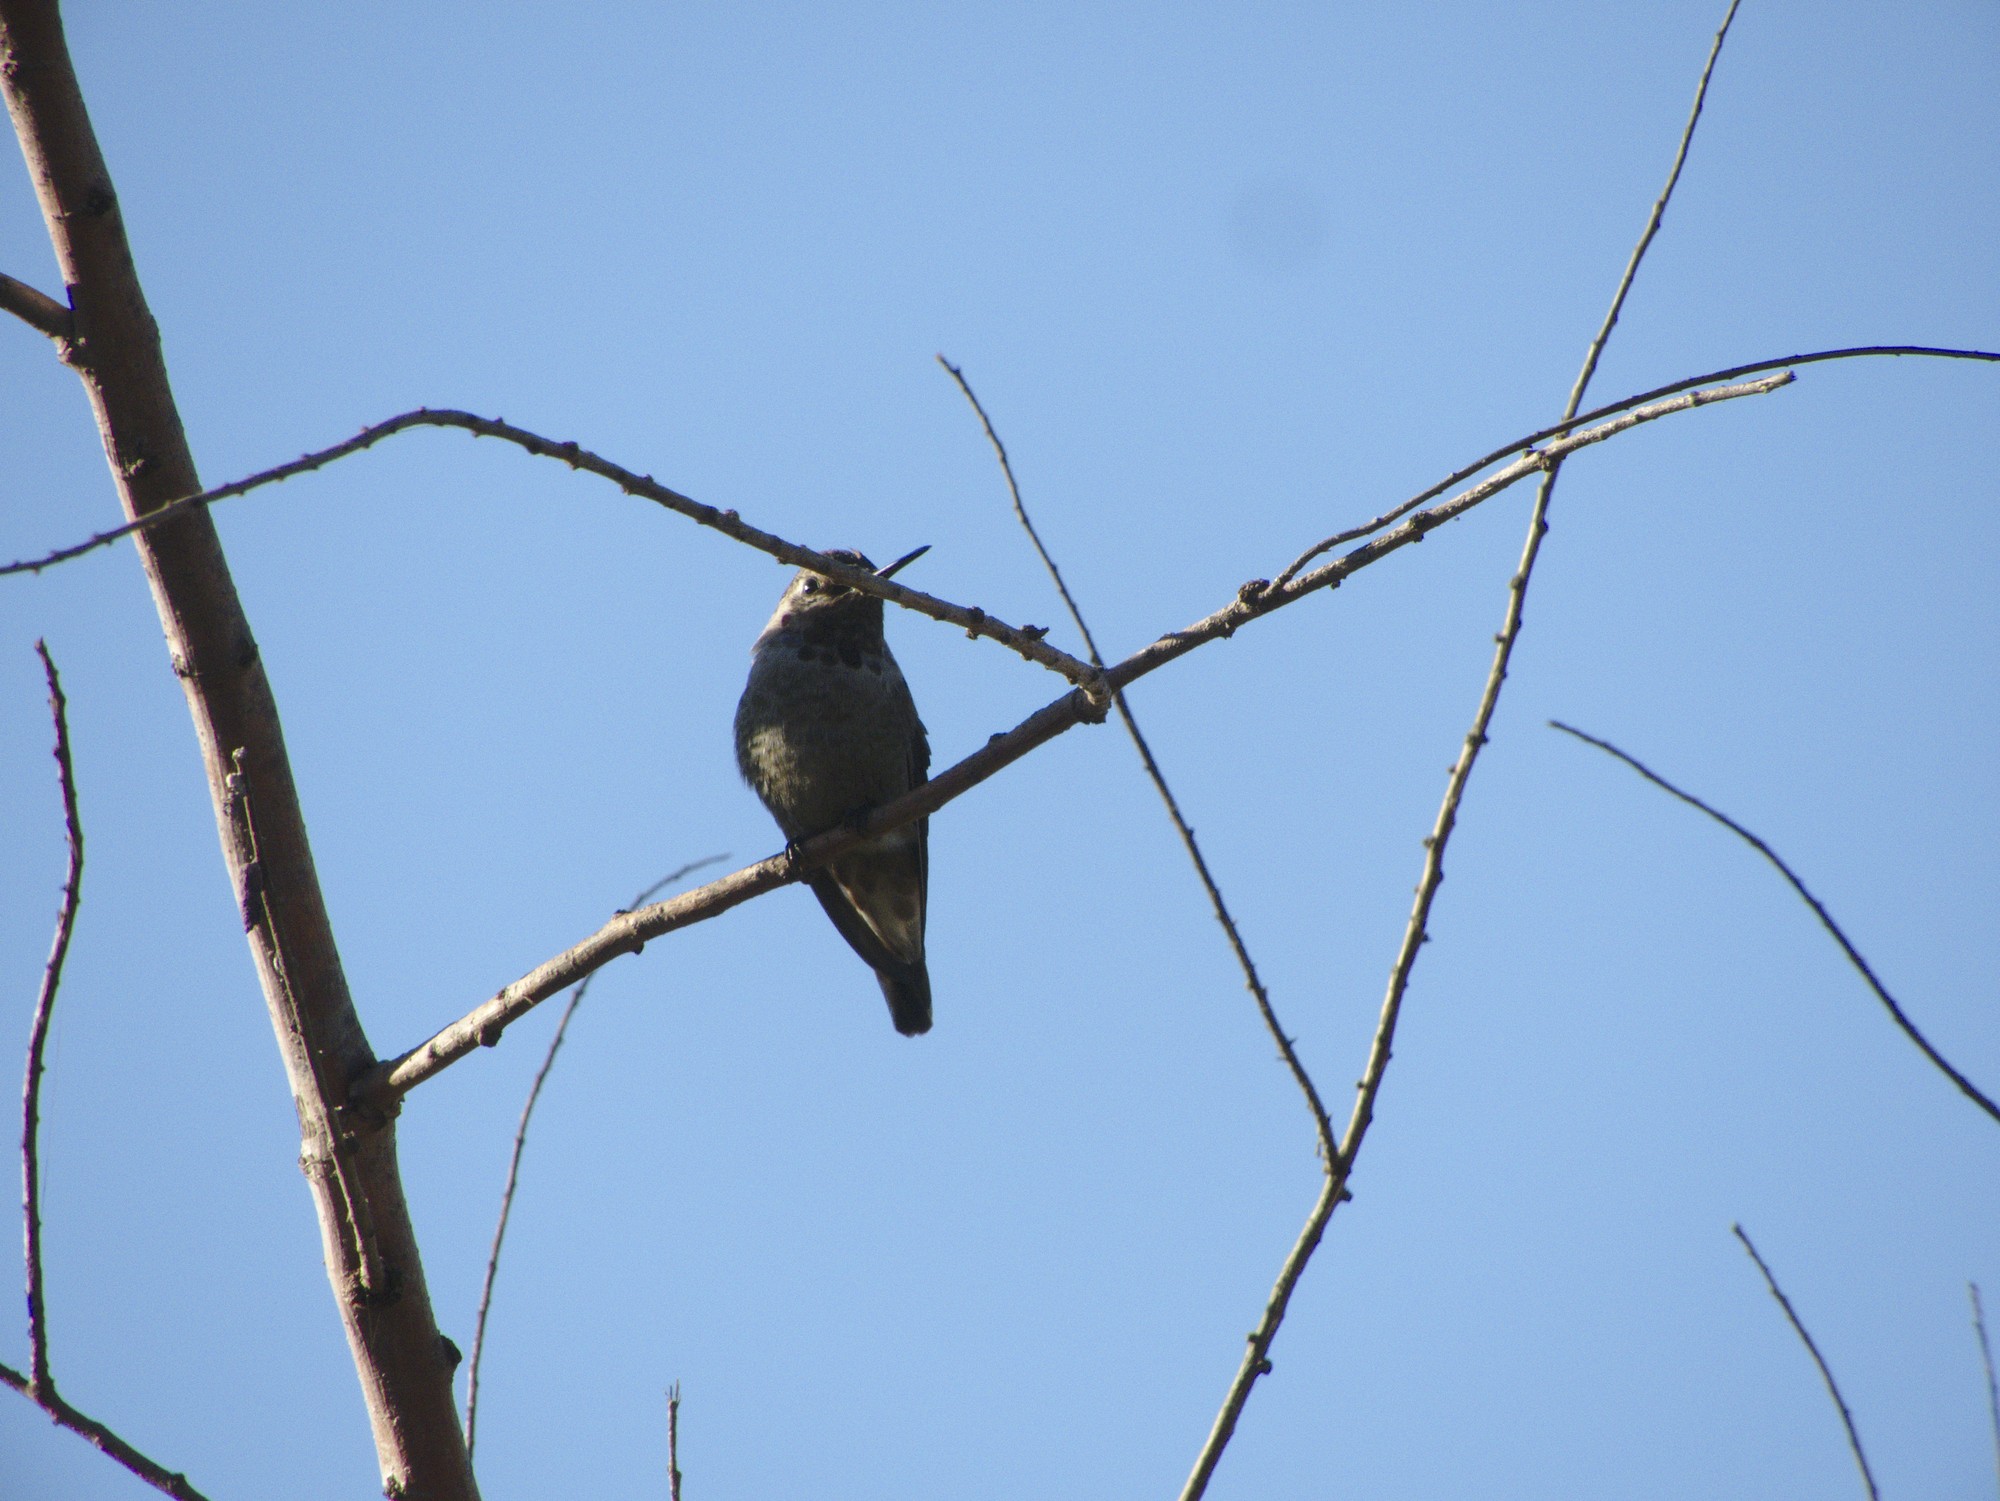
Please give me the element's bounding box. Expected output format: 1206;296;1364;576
3;3;1996;1497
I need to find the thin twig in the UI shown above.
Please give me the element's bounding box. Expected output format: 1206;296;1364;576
1269;334;1998;586
0;1361;211;1501
1317;7;1751;1434
23;640;82;1394
0;269;71;340
1192;10;1741;1493
1332;0;1741;1213
1550;721;2000;1127
0;411;1103;700
8;347;1984;605
5;647;208;1501
938;356;1337;1498
354;371;1789;1113
1973;1283;2000;1498
463;857;724;1456
1733;1224;1879;1501
940;359;1331;1127
667;1382;683;1501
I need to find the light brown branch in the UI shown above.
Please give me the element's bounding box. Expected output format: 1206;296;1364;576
0;3;478;1493
356;371;1788;1111
21;640;81;1396
0;1360;210;1501
0;407;1104;698
0;268;70;340
463;858;724;1456
1551;721;2000;1127
1733;1225;1879;1501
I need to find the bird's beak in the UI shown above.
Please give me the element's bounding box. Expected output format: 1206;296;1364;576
877;544;931;580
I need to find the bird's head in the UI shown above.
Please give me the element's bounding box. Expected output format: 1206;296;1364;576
758;546;930;644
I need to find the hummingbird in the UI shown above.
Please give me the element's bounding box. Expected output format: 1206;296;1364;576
734;548;933;1035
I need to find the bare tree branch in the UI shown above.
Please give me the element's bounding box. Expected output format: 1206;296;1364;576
463;858;725;1457
0;268;70;339
355;372;1788;1112
940;355;1333;1143
1272;336;1998;586
1974;1283;2000;1498
0;1361;211;1501
11;348;1992;600
1332;0;1741;1222
21;640;80;1395
1;3;478;1493
667;1382;683;1501
936;355;1338;1499
1733;1224;1879;1501
1186;11;1742;1492
1550;721;2000;1128
3;644;210;1501
0;409;1103;700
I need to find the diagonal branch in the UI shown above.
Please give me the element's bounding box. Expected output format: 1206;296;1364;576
0;1361;210;1501
1270;335;1999;587
463;857;724;1457
936;356;1336;1500
0;268;71;340
0;408;1104;698
1334;0;1743;1219
939;356;1333;1138
1550;721;2000;1126
355;371;1791;1112
2;2;478;1492
1733;1224;1879;1501
22;640;81;1394
1183;10;1742;1492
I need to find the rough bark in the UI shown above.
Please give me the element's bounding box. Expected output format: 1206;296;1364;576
0;4;478;1495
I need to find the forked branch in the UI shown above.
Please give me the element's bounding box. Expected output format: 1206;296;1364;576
357;371;1790;1113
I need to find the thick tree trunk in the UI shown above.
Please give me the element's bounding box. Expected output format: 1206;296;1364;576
0;4;479;1495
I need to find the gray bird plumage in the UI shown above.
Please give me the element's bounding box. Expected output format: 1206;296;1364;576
734;549;933;1035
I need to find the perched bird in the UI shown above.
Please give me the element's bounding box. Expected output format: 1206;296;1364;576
734;549;933;1035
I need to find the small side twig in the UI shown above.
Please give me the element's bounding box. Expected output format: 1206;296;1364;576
1973;1283;2000;1497
0;1362;210;1501
0;269;72;341
23;640;82;1395
937;355;1337;1501
1550;721;2000;1128
1733;1224;1879;1501
1317;14;1744;1494
463;857;725;1455
667;1382;683;1501
4;647;208;1501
